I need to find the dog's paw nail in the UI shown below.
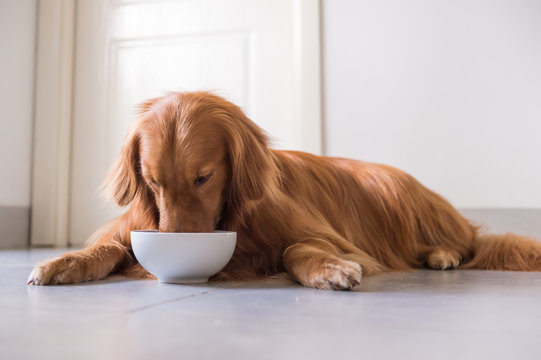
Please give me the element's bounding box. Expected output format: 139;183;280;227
27;272;37;285
346;275;361;288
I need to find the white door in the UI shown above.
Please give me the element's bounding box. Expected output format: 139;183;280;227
69;0;320;246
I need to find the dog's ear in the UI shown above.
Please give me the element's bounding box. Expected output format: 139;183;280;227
104;123;146;206
223;109;281;208
104;96;166;206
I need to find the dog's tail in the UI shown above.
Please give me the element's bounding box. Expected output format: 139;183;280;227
461;232;541;271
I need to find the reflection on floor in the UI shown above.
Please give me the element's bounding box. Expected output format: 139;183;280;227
2;248;541;360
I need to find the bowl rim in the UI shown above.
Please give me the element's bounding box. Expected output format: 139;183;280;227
130;230;236;235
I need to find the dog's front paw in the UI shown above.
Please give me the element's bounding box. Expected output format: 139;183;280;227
27;253;104;285
306;258;363;291
28;256;79;285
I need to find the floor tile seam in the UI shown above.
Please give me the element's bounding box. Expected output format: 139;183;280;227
126;284;240;313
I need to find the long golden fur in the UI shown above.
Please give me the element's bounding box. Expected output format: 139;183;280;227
28;92;541;289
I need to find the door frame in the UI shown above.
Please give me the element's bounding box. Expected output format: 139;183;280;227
31;0;75;247
31;0;321;247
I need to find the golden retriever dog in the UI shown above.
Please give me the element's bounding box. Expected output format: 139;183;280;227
28;91;541;290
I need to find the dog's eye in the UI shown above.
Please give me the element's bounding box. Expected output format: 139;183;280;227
194;173;213;187
149;179;160;189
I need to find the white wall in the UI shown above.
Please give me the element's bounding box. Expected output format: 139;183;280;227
323;0;541;208
0;0;36;207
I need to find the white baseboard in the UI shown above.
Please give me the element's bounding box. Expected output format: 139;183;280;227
460;208;541;240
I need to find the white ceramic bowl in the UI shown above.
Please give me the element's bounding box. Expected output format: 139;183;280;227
131;230;237;284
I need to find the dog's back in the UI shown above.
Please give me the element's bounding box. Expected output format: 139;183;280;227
273;150;541;273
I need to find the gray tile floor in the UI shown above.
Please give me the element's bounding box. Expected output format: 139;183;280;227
2;249;541;360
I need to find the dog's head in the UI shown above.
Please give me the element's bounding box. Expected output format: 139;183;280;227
105;92;280;232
